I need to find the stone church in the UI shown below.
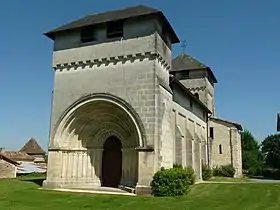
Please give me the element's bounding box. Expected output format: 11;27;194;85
43;5;243;193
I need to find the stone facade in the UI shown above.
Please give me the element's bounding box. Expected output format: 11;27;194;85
209;119;243;177
43;5;242;193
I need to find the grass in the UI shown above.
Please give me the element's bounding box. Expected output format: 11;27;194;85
208;176;252;182
1;177;280;209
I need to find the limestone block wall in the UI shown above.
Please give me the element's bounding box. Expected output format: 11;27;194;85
209;120;243;177
50;36;158;147
157;85;173;169
45;29;175;188
0;159;17;179
210;121;232;166
171;102;207;180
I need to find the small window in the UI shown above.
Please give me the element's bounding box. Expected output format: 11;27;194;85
210;127;214;139
181;70;190;79
190;100;193;109
107;20;123;38
80;26;96;43
219;144;222;154
194;93;199;99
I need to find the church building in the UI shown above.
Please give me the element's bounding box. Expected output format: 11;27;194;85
43;5;242;194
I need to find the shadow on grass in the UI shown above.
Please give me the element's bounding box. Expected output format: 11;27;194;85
22;178;45;186
19;176;46;187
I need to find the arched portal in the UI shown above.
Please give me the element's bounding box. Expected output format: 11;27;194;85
102;136;122;187
47;94;144;189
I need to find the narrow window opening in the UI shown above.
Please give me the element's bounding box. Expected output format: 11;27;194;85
107;20;123;38
194;93;199;99
80;26;96;43
210;127;214;139
181;70;190;79
219;144;222;154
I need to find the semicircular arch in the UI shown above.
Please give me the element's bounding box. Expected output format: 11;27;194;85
51;93;146;149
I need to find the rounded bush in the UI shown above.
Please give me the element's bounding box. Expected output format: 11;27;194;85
213;164;235;177
150;166;194;197
202;164;213;180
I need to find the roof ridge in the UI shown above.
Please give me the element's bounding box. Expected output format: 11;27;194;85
44;5;179;43
19;138;45;155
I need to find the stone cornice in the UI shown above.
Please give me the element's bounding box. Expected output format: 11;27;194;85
53;52;171;71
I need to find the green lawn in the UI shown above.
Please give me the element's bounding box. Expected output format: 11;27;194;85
208;177;252;182
1;177;280;210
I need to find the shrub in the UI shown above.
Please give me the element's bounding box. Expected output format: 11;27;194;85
202;164;213;180
173;164;195;185
150;166;194;197
262;168;280;180
213;164;235;177
247;166;263;176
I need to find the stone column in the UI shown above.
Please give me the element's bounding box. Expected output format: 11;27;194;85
61;151;67;179
87;149;102;186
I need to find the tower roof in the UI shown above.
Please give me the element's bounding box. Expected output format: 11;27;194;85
44;5;180;43
171;53;218;83
19;138;45;155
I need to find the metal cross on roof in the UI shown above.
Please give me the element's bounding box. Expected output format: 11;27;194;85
181;40;187;53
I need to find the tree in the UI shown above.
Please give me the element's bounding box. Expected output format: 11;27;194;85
241;129;264;174
261;134;280;169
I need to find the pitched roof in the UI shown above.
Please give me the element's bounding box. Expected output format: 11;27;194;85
1;151;35;162
211;117;243;131
171;53;218;83
0;153;19;165
20;138;45;155
44;5;180;43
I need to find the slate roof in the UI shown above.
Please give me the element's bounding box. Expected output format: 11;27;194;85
20;138;45;155
45;5;180;43
1;151;35;162
171;53;218;83
211;117;243;131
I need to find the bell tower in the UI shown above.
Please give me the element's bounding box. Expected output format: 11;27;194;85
170;53;217;115
43;5;180;191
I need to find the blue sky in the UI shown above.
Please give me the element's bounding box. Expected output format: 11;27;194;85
0;0;279;150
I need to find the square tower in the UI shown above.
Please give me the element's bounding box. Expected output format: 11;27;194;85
43;5;180;192
171;53;217;115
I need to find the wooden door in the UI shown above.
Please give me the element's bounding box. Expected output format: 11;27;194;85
102;136;122;188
